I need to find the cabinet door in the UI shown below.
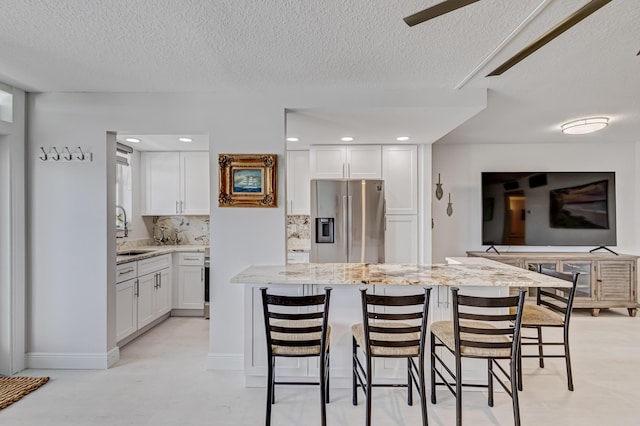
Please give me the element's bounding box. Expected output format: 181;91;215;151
181;152;210;214
385;215;418;264
309;146;346;179
155;268;172;317
560;261;594;300
597;260;634;302
137;273;157;328
116;278;138;342
346;145;381;178
142;152;180;215
382;145;417;214
178;265;204;309
286;150;310;215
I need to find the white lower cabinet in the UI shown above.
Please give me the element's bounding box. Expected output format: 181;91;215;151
385;215;418;264
116;254;172;344
116;278;138;342
175;252;205;310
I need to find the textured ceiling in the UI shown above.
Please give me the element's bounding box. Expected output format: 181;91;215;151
0;0;638;145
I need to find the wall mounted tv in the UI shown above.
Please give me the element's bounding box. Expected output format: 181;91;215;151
481;172;616;247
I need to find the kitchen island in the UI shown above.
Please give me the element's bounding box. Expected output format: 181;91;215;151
231;257;571;387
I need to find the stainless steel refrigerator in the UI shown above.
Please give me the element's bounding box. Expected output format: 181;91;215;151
310;179;385;263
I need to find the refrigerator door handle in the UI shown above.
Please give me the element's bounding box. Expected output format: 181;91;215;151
343;195;349;259
348;195;353;260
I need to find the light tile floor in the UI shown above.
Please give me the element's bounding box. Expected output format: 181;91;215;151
4;309;640;425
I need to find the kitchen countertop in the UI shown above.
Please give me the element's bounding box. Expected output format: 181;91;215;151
230;257;571;288
116;245;208;265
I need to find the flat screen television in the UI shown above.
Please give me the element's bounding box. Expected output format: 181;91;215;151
481;172;616;247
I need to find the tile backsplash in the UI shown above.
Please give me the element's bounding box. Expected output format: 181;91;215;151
152;215;210;245
287;215;310;251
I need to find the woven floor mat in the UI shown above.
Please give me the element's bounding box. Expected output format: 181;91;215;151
0;377;50;410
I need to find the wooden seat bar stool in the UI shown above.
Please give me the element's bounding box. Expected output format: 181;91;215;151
430;287;526;426
260;287;332;426
352;287;432;426
517;265;579;391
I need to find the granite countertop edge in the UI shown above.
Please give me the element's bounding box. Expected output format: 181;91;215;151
116;245;208;265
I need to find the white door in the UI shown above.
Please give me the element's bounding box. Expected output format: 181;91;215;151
181;152;210;214
137;273;157;328
309;146;346;179
347;145;382;178
286;150;310;215
116;278;138;342
382;145;417;214
385;215;419;264
178;265;204;309
142;152;180;215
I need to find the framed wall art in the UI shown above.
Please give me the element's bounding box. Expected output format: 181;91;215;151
218;154;277;207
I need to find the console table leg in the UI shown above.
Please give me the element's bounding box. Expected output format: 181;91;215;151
591;309;600;317
628;308;637;317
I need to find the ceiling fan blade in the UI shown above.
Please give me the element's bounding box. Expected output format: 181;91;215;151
487;0;613;76
404;0;482;27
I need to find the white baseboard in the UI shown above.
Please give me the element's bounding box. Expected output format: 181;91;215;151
207;353;243;370
26;350;118;370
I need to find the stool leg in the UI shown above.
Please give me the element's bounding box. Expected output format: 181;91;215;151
366;354;373;426
320;352;327;426
511;359;521;426
430;333;437;404
407;357;413;406
517;336;523;391
352;337;358;405
564;326;574;391
326;349;331;401
455;353;462;426
488;359;494;407
419;355;428;426
537;326;544;368
265;355;273;426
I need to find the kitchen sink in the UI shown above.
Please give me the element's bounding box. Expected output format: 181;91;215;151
117;249;156;256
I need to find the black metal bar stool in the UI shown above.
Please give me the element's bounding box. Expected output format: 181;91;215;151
261;287;332;426
430;287;526;426
352;287;431;426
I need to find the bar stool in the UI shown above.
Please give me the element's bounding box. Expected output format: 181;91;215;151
430;287;526;426
260;287;332;426
517;266;579;391
351;287;431;426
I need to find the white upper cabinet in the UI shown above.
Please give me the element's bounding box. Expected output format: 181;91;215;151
309;145;381;179
286;150;310;215
142;151;209;215
382;145;418;215
385;215;419;264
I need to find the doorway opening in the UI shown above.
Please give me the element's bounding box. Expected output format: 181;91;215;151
503;191;526;245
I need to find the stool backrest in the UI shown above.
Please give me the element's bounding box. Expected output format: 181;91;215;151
261;287;332;355
535;265;580;325
451;287;526;357
360;288;431;355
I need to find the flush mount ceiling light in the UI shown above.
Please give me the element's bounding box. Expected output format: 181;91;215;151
341;136;354;142
561;117;609;135
179;137;193;142
286;137;299;142
396;136;410;141
124;137;141;143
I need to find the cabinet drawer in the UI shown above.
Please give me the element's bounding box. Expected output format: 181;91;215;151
138;254;172;276
116;262;138;283
178;252;204;266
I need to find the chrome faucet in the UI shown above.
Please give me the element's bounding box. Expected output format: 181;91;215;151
116;205;128;238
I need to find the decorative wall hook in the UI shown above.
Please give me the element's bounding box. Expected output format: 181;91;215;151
64;146;73;161
76;146;86;161
446;193;453;216
39;147;48;161
435;173;443;200
51;147;60;161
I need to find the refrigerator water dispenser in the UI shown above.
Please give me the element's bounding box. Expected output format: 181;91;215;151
315;218;334;243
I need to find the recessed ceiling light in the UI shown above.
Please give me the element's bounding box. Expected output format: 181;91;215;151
179;137;193;142
396;136;410;141
561;117;609;135
124;138;141;143
287;137;299;142
341;137;354;142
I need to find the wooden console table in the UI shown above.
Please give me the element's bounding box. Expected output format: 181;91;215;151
467;251;639;317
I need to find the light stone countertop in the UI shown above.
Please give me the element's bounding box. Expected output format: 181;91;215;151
230;257;571;288
116;245;208;265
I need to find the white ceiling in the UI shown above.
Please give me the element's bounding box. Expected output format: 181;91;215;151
117;134;209;152
1;0;638;146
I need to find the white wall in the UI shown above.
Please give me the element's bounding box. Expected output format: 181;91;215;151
0;83;26;375
432;142;639;262
26;89;485;369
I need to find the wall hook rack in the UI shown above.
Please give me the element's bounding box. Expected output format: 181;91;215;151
38;146;93;162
